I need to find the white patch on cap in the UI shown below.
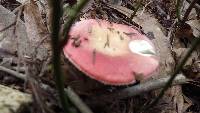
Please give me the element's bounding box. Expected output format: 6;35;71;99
128;40;156;56
90;26;130;56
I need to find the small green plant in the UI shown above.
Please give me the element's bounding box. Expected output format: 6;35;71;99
48;0;89;113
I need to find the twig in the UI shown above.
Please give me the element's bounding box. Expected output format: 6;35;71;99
142;36;200;111
48;0;71;112
12;3;27;13
0;66;26;80
112;74;187;99
0;65;93;113
13;6;23;35
48;0;93;112
60;0;89;49
24;57;54;113
130;0;142;20
0;21;17;33
65;87;94;113
182;0;198;23
33;34;50;59
186;0;200;10
15;5;24;78
176;0;182;21
38;58;51;77
0;65;189;99
140;1;153;16
28;77;46;113
88;74;188;105
0;64;189;112
0;65;189;111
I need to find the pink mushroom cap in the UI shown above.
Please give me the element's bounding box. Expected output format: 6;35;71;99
63;19;159;85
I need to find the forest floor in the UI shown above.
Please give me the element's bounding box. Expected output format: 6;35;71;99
0;0;200;113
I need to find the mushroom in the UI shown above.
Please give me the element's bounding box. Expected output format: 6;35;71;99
63;19;159;85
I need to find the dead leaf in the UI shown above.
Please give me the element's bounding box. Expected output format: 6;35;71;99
132;11;186;113
23;0;49;60
24;0;48;42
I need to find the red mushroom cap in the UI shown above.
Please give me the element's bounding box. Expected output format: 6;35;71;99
63;19;159;85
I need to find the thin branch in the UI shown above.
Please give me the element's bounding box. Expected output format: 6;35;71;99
140;1;153;15
0;21;16;33
0;66;26;80
182;0;198;23
130;0;142;20
0;65;189;110
28;77;47;113
38;58;51;77
15;5;24;77
88;74;188;105
0;66;93;113
65;87;94;113
110;74;188;99
142;36;200;111
60;0;89;49
12;3;27;13
0;64;189;112
186;0;200;10
48;0;71;112
176;0;182;21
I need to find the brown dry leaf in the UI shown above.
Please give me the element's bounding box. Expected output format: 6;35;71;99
0;5;29;60
174;48;198;65
105;3;134;18
0;6;18;55
187;19;200;38
81;0;95;13
24;0;48;42
16;0;27;3
132;11;186;113
167;20;200;113
182;95;193;112
185;20;200;79
103;3;187;113
23;0;49;60
132;11;174;76
171;19;200;80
